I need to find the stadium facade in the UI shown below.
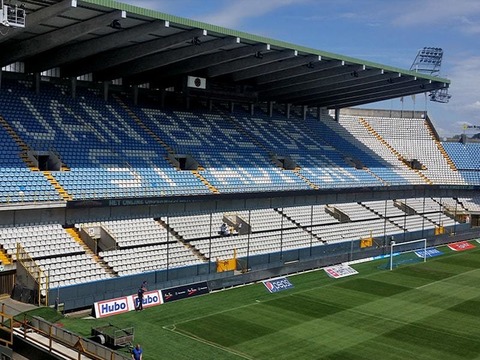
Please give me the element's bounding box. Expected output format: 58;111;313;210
0;0;478;317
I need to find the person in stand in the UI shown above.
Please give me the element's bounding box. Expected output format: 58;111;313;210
220;223;229;236
131;343;143;360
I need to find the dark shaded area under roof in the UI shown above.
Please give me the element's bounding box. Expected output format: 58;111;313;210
0;0;450;108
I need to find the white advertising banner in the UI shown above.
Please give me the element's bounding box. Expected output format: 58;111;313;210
93;290;163;318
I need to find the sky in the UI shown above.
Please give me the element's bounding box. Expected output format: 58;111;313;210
121;0;480;138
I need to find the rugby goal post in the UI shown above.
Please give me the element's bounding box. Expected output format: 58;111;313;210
389;238;427;271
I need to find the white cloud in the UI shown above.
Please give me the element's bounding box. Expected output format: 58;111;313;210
432;56;480;134
458;17;480;34
390;0;480;30
197;0;310;28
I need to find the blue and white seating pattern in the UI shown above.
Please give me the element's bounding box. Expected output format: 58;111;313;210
0;81;474;205
232;109;383;188
0;89;61;203
133;107;310;193
0;82;210;200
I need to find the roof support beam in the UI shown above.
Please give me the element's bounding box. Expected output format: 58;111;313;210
128;43;269;85
289;75;414;104
258;63;362;93
232;55;321;82
207;50;297;78
260;66;379;98
96;36;240;81
255;59;343;85
327;89;437;109
63;27;206;77
315;81;436;108
27;20;169;73
332;83;447;108
0;0;77;44
0;10;125;67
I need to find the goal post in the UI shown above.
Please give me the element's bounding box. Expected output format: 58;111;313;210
389;238;427;271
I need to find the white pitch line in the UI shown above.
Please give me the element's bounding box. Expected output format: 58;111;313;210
163;324;254;360
416;267;480;290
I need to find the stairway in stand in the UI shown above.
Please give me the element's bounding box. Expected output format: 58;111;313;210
359;118;433;185
65;227;116;276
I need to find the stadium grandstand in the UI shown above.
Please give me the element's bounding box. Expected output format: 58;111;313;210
0;1;478;347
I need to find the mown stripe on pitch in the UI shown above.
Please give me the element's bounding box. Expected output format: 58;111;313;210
382;321;480;358
333;278;411;297
262;294;346;319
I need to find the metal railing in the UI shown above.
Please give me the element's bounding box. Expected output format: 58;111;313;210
16;314;130;360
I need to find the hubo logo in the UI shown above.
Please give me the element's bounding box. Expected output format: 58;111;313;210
97;297;129;317
134;291;161;308
263;277;294;293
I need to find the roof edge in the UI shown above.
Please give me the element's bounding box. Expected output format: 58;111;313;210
81;0;450;84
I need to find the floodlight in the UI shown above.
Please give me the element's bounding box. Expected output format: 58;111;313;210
109;19;122;29
410;46;450;103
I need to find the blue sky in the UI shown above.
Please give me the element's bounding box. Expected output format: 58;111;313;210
122;0;480;137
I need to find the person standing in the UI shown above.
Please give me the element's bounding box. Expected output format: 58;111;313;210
136;286;145;311
132;343;143;360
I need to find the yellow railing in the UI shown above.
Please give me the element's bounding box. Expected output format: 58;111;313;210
16;244;48;306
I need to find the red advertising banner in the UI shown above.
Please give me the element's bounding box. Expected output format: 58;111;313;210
448;241;476;252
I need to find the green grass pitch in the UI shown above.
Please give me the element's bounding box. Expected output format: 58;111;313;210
25;244;480;359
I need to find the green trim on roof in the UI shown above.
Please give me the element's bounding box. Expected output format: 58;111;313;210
82;0;450;84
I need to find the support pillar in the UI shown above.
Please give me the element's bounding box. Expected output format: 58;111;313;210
302;105;308;120
160;90;166;108
334;107;340;122
70;77;77;99
250;103;254;116
103;81;109;101
34;72;41;94
268;101;274;118
132;85;138;106
286;103;291;119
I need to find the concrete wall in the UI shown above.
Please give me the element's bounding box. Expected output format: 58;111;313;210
0;185;478;226
340;107;427;119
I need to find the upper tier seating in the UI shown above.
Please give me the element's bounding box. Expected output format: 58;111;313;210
228;107;385;188
0;80;471;206
442;142;480;170
442;142;480;185
354;116;465;184
326;115;426;185
0;82;210;200
131;106;311;193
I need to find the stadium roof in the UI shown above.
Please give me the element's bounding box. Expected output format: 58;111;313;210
0;0;450;108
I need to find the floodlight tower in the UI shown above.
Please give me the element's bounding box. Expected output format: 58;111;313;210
410;47;451;103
